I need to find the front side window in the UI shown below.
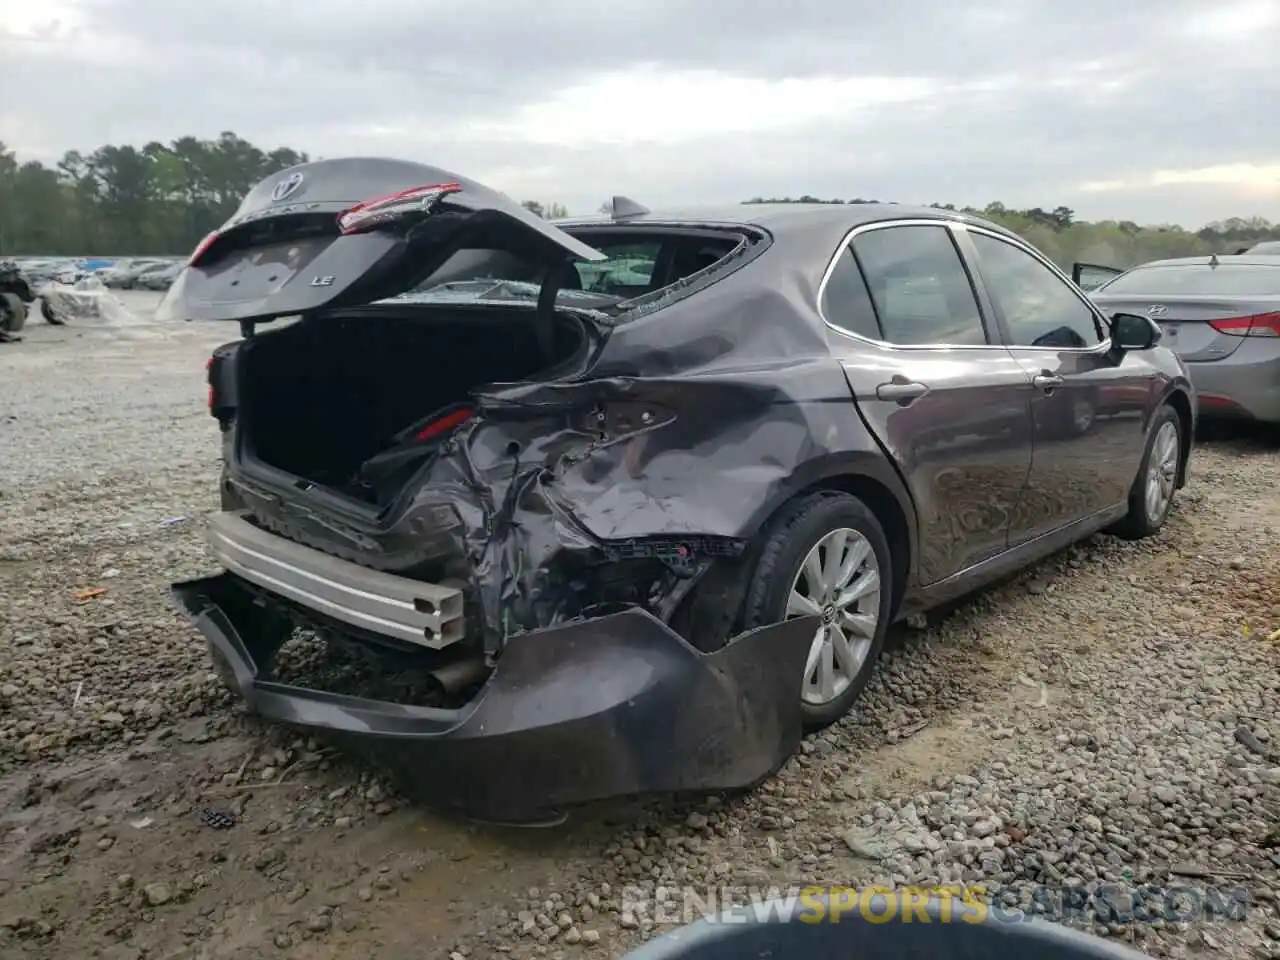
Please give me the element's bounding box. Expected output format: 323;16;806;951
850;225;988;346
970;232;1105;348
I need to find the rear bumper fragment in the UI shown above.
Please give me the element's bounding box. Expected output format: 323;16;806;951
171;573;817;824
207;510;465;648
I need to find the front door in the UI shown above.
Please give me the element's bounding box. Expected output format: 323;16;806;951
960;228;1148;545
820;221;1035;585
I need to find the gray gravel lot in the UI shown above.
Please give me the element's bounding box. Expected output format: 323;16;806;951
1;291;1278;960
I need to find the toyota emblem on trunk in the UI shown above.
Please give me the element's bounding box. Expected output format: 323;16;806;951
271;172;305;202
1146;304;1169;318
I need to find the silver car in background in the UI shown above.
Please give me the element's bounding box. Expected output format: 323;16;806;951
1085;255;1280;422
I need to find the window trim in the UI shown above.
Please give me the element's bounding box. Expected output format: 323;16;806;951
955;224;1113;355
816;218;1004;351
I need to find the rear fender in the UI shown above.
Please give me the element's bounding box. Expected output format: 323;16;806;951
458;361;920;645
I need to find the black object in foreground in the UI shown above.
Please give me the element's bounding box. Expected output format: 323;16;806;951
198;807;237;830
621;893;1151;960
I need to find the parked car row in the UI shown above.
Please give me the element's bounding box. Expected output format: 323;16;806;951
96;258;185;289
4;255;186;292
11;257;90;288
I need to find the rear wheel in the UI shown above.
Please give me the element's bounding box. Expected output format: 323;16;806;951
740;491;893;730
1111;404;1182;540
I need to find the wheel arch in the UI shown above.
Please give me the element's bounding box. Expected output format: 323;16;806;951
745;456;917;618
1161;387;1194;488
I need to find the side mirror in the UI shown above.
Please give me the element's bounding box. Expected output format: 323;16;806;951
1110;312;1161;351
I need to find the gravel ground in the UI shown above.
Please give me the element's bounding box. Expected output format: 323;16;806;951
1;293;1278;960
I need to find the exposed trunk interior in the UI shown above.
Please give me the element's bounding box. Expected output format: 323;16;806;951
237;307;590;506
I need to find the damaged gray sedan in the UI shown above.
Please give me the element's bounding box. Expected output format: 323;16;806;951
163;158;1195;824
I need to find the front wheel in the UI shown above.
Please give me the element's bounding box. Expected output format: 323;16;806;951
740;491;893;730
1110;404;1182;540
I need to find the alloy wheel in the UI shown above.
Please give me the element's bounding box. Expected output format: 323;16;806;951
785;528;881;706
1144;420;1179;521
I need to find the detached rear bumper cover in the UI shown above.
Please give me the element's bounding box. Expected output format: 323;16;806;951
172;574;817;823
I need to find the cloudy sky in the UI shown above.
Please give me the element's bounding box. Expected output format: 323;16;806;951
3;0;1278;227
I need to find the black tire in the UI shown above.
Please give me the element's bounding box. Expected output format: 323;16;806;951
1;292;28;334
740;491;894;730
40;297;67;325
1110;404;1182;540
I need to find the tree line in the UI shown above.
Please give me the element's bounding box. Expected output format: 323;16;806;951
743;197;1280;270
2;133;1278;272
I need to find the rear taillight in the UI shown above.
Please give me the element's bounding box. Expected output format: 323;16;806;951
337;182;463;235
1208;312;1280;337
413;406;474;442
206;357;216;411
189;230;221;267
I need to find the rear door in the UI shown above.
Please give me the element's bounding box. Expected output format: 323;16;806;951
156;158;606;326
958;226;1150;543
1090;261;1280;364
821;220;1035;585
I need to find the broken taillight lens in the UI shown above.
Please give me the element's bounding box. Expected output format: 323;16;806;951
412;405;474;442
189;230;221;267
1208;312;1280;337
336;182;464;235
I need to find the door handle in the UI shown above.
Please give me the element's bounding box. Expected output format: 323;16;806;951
1032;373;1063;391
875;380;929;404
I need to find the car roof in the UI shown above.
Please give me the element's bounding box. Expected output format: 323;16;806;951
554;202;1019;247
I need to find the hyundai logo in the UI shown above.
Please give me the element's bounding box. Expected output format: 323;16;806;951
271;172;305;202
1146;304;1169;318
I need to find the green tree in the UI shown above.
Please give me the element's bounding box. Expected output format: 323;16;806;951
0;133;309;256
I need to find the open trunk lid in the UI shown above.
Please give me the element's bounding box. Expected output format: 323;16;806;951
156;158;606;326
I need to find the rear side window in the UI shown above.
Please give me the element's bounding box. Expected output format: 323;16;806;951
820;247;881;340
850;225;988;346
1100;262;1280;296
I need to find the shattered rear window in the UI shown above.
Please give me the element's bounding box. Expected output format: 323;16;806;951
400;231;744;307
